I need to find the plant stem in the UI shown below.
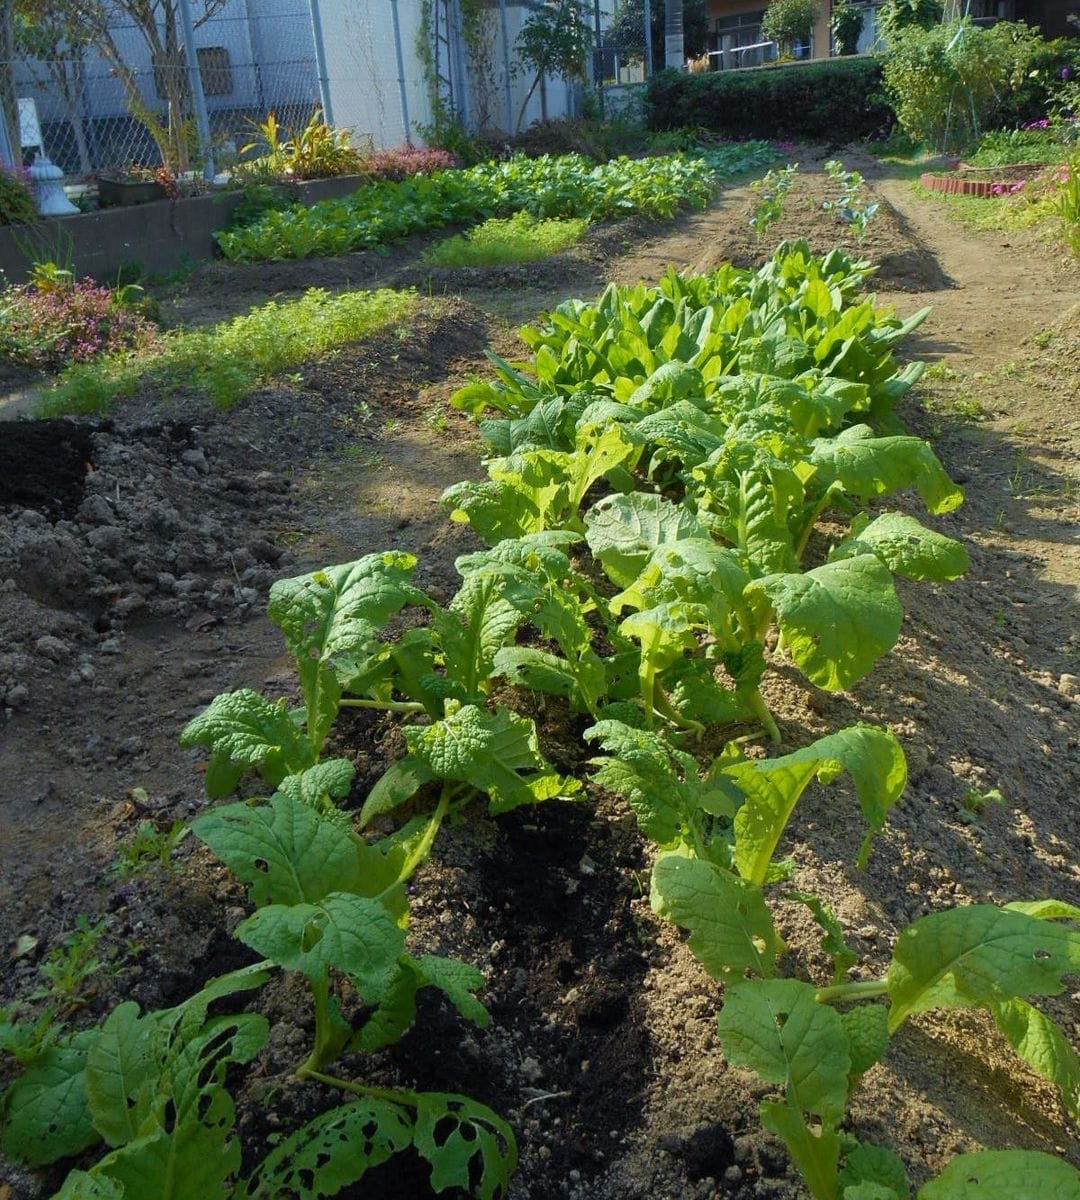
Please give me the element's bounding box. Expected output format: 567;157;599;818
297;1066;421;1108
339;698;427;714
300;972;343;1074
747;688;781;744
814;977;889;1005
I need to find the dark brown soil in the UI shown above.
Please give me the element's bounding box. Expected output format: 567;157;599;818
1;154;1077;1200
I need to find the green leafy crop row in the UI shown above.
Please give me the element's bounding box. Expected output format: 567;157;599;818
35;287;417;417
2;243;1076;1200
215;145;776;263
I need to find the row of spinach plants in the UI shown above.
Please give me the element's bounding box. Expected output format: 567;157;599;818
2;241;1077;1200
215;144;776;262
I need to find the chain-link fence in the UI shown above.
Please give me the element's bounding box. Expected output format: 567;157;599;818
5;6;323;181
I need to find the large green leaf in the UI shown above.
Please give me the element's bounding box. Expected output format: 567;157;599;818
917;1150;1080;1199
887;905;1080;1031
236;892;405;1004
750;555;903;691
267;554;424;745
584;492;709;588
809;425;963;515
413;1093;517;1200
990;998;1080;1120
85;1003;160;1147
194;794;399;908
86;1086;238;1200
179;690;315;791
1;1033;99;1166
717;979;850;1122
650;854;781;979
433;569;522;699
830;512;969;582
726;725;907;885
241;1098;414;1199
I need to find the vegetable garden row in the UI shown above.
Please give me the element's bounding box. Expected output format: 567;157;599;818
2;239;1078;1200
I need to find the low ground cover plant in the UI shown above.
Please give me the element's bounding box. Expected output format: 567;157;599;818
964;124;1072;167
0;166;38;226
423;211;587;267
216;146;775;262
0;271;158;368
34;286;415;415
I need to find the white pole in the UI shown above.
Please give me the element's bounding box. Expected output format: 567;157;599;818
307;0;335;126
177;0;215;181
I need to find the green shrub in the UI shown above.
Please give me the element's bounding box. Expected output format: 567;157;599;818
0;168;37;226
645;59;893;141
423;212;587;267
830;0;865;55
760;0;818;56
876;0;944;44
964;126;1069;167
881;19;1045;151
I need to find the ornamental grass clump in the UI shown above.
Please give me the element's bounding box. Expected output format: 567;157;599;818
0;275;158;367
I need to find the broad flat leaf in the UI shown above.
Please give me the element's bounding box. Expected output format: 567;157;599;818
842;1182;903;1200
240;1097;414;1198
88;1086;238;1200
237;892;405;1005
85;1003;160;1146
351;963;420;1053
1;1033;99;1166
838;1142;910;1200
810;425;963;515
413;1093;517;1200
360;755;437;828
727;725;907;885
887;905;1080;1031
917;1150;1080;1199
194;794;386;907
750;555;903;691
990;998;1080;1120
1005;900;1080;922
403;703;580;814
493;645;584;704
414;955;490;1028
180;690;315;789
717;978;850;1123
584;492;709;588
650;854;781;979
268;554;423;745
831;512;969;582
840;1004;890;1079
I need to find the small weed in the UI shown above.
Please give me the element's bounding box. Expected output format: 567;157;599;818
31;916;111;1012
424;406;448;432
111;819;190;881
923;362;959;381
382;416;400;433
950;394;987;421
958;785;1005;823
1032;328;1053;349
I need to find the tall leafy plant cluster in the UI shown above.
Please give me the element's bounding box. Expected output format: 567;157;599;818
3;243;1077;1199
215;146;775;262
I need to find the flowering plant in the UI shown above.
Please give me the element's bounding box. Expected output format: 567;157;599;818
0;274;158;367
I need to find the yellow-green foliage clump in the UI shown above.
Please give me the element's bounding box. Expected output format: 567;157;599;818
423;212;587;268
36;286;417;416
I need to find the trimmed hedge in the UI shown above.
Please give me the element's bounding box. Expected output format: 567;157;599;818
645;58;894;142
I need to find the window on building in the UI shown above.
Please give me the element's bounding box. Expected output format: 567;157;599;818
197;47;233;97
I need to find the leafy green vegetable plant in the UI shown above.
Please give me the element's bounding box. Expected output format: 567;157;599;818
822;159;879;240
750;163;799;240
216;147;775;262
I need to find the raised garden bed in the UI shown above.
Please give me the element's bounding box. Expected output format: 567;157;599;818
920;162;1049;197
